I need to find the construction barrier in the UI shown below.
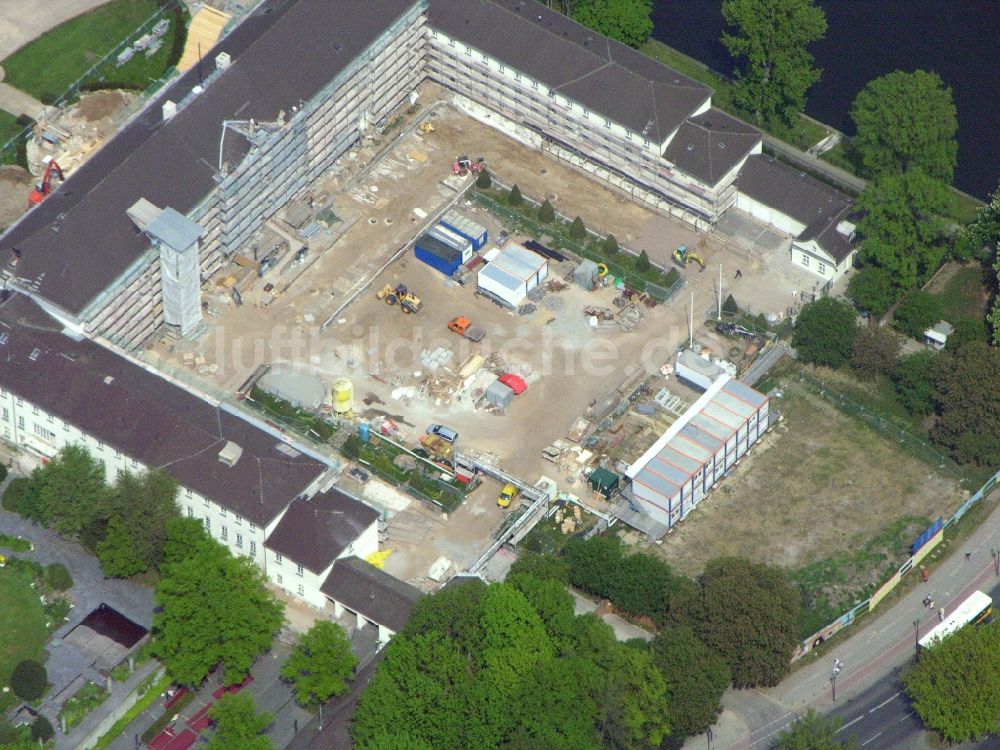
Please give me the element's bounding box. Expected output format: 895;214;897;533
792;465;1000;661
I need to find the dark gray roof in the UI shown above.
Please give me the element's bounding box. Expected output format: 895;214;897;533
736;155;857;263
0;293;325;525
321;557;422;633
0;0;419;317
427;0;711;142
662;108;761;186
737;154;850;227
266;491;379;575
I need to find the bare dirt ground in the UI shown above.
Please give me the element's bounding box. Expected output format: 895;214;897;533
652;375;964;579
142;85;835;583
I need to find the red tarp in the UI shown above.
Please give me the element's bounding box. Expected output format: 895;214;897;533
148;727;176;750
499;373;527;394
187;703;214;732
211;674;253;700
162;729;197;750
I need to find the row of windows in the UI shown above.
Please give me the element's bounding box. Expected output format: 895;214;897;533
271;552;305;577
199;515;257;556
272;573;305;597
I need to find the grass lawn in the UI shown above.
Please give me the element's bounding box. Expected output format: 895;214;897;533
59;681;109;731
1;0;180;103
655;370;964;633
0;567;49;712
0;110;25;149
930;262;989;323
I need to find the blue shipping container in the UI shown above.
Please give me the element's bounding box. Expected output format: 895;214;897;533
416;244;462;276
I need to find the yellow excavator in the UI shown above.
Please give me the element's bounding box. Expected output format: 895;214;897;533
673;245;706;271
376;283;423;313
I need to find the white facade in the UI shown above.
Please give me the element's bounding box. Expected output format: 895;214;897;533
735;192;806;237
790;239;852;281
264;521;379;609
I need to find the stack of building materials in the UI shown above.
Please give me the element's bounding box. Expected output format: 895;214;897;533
439;210;488;250
477;244;549;308
420;346;453;372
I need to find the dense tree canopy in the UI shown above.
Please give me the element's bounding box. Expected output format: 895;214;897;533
893;290;943;339
33;444;107;535
205;693;274;750
850;70;958;183
846;266;897;318
774;709;858;749
722;0;827;125
98;469;179;575
903;622;1000;742
351;576;671;749
571;0;653;49
792;298;858;367
931;341;1000;465
857;170;949;289
696;557;800;688
651;626;730;740
152;522;284;687
957;184;1000;261
892;350;941;416
850;326;900;380
281;620;356;707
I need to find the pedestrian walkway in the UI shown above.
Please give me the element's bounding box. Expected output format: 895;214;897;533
685;497;1000;749
0;71;43;119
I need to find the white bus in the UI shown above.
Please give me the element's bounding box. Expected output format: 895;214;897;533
918;590;993;650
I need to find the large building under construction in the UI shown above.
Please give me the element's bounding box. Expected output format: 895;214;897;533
0;0;780;351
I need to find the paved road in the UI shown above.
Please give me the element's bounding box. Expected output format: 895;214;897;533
684;493;1000;750
826;577;1000;750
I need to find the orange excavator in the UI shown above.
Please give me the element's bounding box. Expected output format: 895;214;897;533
28;157;64;207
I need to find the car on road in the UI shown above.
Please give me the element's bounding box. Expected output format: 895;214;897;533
426;424;458;443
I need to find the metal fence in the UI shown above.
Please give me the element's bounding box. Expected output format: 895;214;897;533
793;463;1000;660
793;371;967;482
0;0;187;167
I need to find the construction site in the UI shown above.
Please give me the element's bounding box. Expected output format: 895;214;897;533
132;87;788;583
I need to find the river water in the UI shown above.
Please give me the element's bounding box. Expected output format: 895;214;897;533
650;0;999;200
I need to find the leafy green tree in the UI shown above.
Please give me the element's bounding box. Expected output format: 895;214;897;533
931;341;1000;465
34;444;107;535
506;657;602;750
792;297;858;367
281;620;357;706
893;290;943;338
850;70;958;183
957;184;1000;261
97;516;148;578
475;169;492;189
857;170;949;289
595;645;671;749
892;350;941;415
664;575;704;630
571;0;653;49
774;709;859;749
1;477;43;522
507;572;577;651
722;0;827;126
11;659;47;701
100;469;180;573
153;525;284;686
696;557;800;688
538;199;556;224
850;326;900;379
722;293;739;316
615;553;674;625
30;716;55;743
651;626;729;740
603;234;619;255
846;266;897;317
903;622;1000;743
564;535;624;601
163;515;218;567
357;734;433;750
570;216;587;240
508;184;523;207
635;250;651;273
508;551;569;584
946;316;988;351
205;693;274;750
